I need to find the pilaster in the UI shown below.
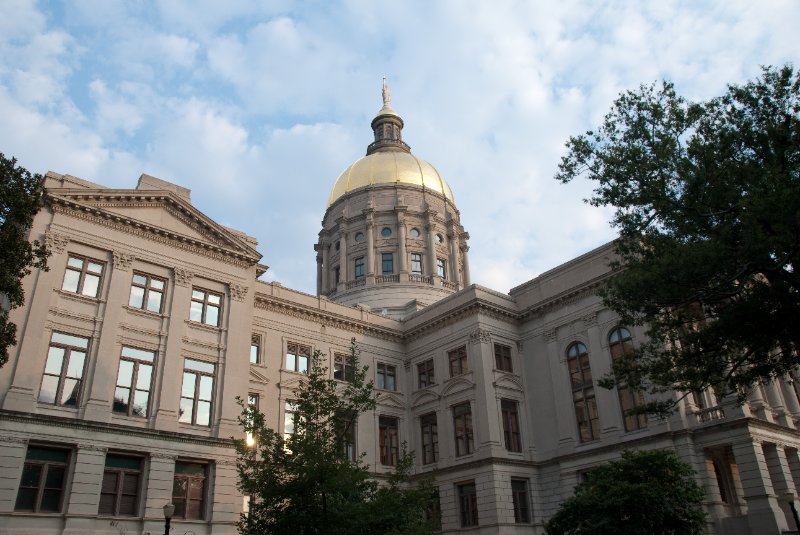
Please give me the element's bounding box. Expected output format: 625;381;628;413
732;439;788;533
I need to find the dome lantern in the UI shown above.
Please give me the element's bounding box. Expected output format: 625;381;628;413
367;78;411;155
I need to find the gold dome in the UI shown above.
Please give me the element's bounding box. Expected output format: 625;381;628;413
327;150;455;207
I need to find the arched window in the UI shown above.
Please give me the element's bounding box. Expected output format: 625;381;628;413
608;327;647;431
567;342;599;442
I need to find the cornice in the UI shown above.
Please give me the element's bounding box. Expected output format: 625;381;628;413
517;274;610;321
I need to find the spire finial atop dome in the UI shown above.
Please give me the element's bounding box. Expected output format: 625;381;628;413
368;78;409;155
382;77;391;107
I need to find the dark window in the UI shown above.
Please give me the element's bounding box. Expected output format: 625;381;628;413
113;346;155;417
567;342;600;442
99;455;142;516
453;402;474;456
609;327;647;431
501;399;522;452
333;266;340;285
286;342;311;373
379;416;399;466
381;227;392;237
494;343;513;372
418;359;435;388
335;240;340;251
172;461;207;520
377;363;396;391
354;257;365;279
250;335;260;364
39;332;88;407
128;273;165;312
457;482;478;527
511;479;531;523
15;446;69;512
448;346;468;377
62;254;104;297
354;232;365;242
410;253;423;274
436;233;444;243
179;359;215;426
437;258;446;278
334;353;354;382
336;411;357;461
189;288;221;326
420;413;439;464
382;253;393;275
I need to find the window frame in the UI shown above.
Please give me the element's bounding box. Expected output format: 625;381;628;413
420;413;439;465
334;353;354;382
511;479;531;523
448;346;469;377
457;481;479;527
99;454;143;517
376;362;397;391
501;399;522;453
61;254;105;298
567;342;600;442
437;258;446;279
179;359;216;427
378;416;399;466
354;256;365;279
172;461;208;520
250;334;261;364
608;326;647;432
453;402;474;457
381;253;394;275
494;343;513;372
417;358;435;388
285;342;311;374
128;272;165;313
189;288;222;327
39;332;89;408
410;253;423;274
15;445;71;513
113;346;155;418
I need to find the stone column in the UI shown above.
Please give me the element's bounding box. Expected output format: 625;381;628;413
425;221;437;284
0;435;27;513
64;443;106;530
747;382;770;420
143;453;177;534
763;443;798;529
339;225;348;288
211;459;241;533
217;282;251;438
584;312;622;435
397;212;408;280
544;328;575;448
732;439;788;533
781;376;800;423
316;253;322;295
764;380;792;427
321;242;329;294
461;243;471;286
448;230;462;288
366;218;376;284
469;329;503;455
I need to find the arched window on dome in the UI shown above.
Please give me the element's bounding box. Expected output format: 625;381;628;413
567;342;599;442
409;228;420;238
608;327;647;432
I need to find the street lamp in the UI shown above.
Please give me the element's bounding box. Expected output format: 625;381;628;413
163;503;175;535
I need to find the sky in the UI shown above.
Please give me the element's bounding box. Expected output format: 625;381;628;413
1;1;798;295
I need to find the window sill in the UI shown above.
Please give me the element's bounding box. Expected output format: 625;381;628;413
55;289;103;304
185;319;223;333
123;305;166;319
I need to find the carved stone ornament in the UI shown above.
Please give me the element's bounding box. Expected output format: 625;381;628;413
516;340;524;352
77;443;108;452
543;329;558;343
112;251;135;271
151;452;178;460
230;283;248;302
174;267;194;287
468;328;492;345
582;312;598;328
44;230;69;253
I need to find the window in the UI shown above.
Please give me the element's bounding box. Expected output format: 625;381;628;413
494;343;513;372
248;393;259;410
420;413;439;464
436;233;444;243
448;346;468;377
128;273;165;312
334;353;354;382
333;266;340;285
453;402;474;456
418;359;435;388
567;342;600;442
336;411;357;461
99;455;142;516
286;342;310;373
381;227;392;237
437;258;446;278
172;461;207;520
39;332;88;407
381;253;393;275
501;399;522;452
335;240;340;251
250;335;260;364
457;482;478;527
409;227;420;238
410;253;423;274
511;479;531;523
609;327;647;431
62;254;104;297
377;363;396;391
283;401;299;442
179;359;215;426
354;256;365;279
15;446;70;512
354;232;365;242
113;346;155;417
189;288;221;326
379;416;399;466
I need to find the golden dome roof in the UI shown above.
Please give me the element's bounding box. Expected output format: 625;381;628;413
327;151;455;207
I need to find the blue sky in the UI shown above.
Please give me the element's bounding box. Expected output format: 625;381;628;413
1;0;798;294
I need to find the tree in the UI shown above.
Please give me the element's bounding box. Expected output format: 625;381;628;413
556;65;800;415
0;153;49;367
235;340;438;535
545;449;706;535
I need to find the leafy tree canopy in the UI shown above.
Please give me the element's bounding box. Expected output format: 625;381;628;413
557;65;800;414
236;340;437;535
545;449;706;535
0;153;49;366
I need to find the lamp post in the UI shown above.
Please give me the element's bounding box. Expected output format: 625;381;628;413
163;503;175;535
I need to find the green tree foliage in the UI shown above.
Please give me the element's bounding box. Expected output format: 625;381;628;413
556;66;800;414
236;339;438;535
545;449;706;535
0;153;49;366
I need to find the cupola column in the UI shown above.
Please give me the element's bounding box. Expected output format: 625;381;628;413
461;244;471;286
425;211;438;283
448;229;462;288
321;242;329;293
364;208;376;283
316;253;323;295
397;210;408;276
338;220;348;289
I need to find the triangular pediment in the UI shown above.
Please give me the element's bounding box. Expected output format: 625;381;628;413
376;392;405;409
249;369;270;385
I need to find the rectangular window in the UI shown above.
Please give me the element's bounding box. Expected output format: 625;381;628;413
568;344;600;442
250;335;260;364
437;258;446;279
494;343;513;372
248;393;259;410
501;399;522;452
15;446;70;513
189;288;222;326
457;482;478;527
179;359;215;426
354;257;365;279
334;353;354;382
417;358;435;388
286;342;311;373
420;413;439;464
379;416;399;466
128;273;165;313
453;402;474;456
334;266;340;285
113;346;155;417
511;479;531;523
284;401;298;440
448;346;468;377
99;455;142;516
336;411;357;461
377;363;396;391
172;461;207;520
39;332;88;407
410;253;423;274
382;253;393;275
62;254;104;297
